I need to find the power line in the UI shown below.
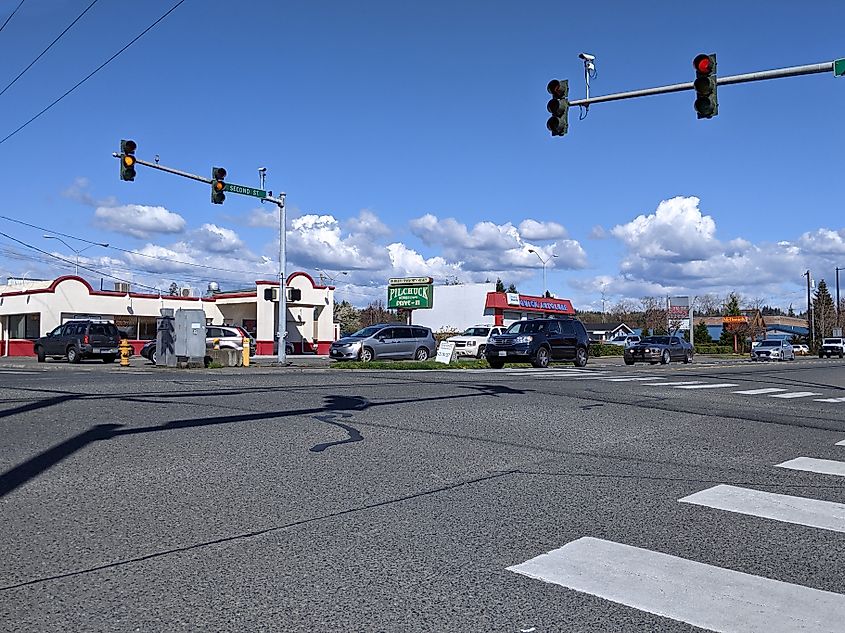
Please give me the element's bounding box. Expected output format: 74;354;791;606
0;0;187;146
0;0;26;35
0;214;268;276
0;0;100;98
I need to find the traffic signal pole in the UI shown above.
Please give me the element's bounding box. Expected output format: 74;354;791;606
567;60;836;108
112;150;289;365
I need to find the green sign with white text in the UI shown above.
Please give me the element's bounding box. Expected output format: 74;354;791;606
835;58;845;77
387;284;434;309
222;182;267;199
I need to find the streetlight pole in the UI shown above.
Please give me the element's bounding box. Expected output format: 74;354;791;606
527;249;557;296
43;235;108;276
837;266;843;329
804;270;814;347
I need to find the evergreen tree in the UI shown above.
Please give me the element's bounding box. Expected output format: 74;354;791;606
640;327;650;337
787;303;795;317
495;278;505;292
813;279;836;343
724;292;741;316
693;320;712;345
334;300;361;336
506;283;518;293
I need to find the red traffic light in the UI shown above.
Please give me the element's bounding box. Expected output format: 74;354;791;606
694;54;713;74
547;79;567;99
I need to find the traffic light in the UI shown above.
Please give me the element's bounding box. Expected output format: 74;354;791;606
546;79;569;136
211;167;226;204
287;288;301;302
119;139;137;181
693;53;718;119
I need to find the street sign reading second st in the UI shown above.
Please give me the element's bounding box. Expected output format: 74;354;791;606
835;58;845;77
223;182;267;199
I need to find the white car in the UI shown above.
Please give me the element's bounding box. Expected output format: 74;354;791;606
751;339;795;361
607;334;641;347
447;325;507;358
794;344;810;355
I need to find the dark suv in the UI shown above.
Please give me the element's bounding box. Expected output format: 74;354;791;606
34;320;122;363
484;317;590;368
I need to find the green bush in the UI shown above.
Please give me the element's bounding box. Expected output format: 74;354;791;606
589;343;625;357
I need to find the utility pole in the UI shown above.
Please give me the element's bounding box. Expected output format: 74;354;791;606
804;270;814;347
837;266;843;328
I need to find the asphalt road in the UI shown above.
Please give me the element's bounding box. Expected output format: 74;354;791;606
1;355;845;632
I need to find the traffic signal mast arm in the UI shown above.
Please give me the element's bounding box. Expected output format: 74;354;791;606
567;60;836;108
111;152;213;185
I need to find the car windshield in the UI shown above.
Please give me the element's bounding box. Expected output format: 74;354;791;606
349;326;384;338
462;327;490;337
642;336;670;345
758;340;782;347
824;339;843;344
507;321;548;334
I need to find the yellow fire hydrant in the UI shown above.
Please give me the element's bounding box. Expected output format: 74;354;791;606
242;337;250;367
213;338;220;350
119;338;132;367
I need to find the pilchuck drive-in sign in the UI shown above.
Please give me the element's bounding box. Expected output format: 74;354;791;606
387;277;434;309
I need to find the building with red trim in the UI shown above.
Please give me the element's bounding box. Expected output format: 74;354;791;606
0;273;335;357
484;291;575;325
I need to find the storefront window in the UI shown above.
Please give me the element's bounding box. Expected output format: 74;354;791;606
138;317;157;340
7;313;40;339
113;315;137;339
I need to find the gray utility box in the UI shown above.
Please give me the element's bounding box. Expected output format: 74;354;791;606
156;308;206;368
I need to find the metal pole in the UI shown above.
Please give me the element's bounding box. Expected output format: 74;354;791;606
568;61;835;108
542;263;547;297
805;270;814;347
112;154;212;185
267;193;287;365
837;267;842;327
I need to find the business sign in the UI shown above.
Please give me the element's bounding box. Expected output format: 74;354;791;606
518;296;574;313
668;296;691;331
506;292;520;306
387;284;433;309
435;341;456;364
388;277;433;286
723;315;748;324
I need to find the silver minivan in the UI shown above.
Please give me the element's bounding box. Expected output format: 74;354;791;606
330;324;436;362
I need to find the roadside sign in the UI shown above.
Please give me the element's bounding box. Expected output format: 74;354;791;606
835;58;845;77
388;277;432;286
387;284;433;309
222;182;267;199
834;328;843;337
435;341;456;364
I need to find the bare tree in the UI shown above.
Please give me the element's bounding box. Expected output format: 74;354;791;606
693;293;721;316
609;299;637;324
641;296;668;334
744;296;767;312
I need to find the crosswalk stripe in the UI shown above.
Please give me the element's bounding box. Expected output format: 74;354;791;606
733;387;788;395
815;397;845;403
679;484;845;533
672;383;739;390
836;440;845;446
645;380;703;386
769;392;822;399
776;457;845;478
507;536;845;633
602;377;662;382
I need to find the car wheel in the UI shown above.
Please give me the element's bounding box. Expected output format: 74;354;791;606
531;346;550;368
660;350;670;365
415;347;430;361
840;352;844;359
476;345;486;359
360;347;374;363
102;355;116;363
67;347;80;364
624;358;635;366
488;359;505;369
151;347;157;365
683;351;693;364
36;346;46;363
574;346;588;368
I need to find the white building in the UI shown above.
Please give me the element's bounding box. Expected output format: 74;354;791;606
0;273;335;357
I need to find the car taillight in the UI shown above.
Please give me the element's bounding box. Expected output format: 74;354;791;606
83;335;89;344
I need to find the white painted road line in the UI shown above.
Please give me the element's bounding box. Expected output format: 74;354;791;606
602;377;662;382
769;391;822;399
733;387;788;395
776;457;845;478
507;536;845;633
645;381;703;386
836;440;845;447
815;397;845;403
672;383;739;390
679;484;845;533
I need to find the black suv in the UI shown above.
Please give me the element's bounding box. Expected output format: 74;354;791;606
34;320;122;363
484;317;590;368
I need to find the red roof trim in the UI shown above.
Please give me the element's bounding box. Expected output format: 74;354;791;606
485;292;575;314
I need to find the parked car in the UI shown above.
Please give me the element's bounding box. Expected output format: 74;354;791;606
819;338;845;358
206;325;256;356
606;334;641;347
447;324;507;358
751;339;795;361
140;339;157;364
793;344;810;356
33;319;121;363
329;324;436;362
483;317;590;369
624;335;693;365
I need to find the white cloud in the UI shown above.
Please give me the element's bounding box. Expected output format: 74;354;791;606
518;219;567;240
245;207;279;228
588;225;607;239
798;228;845;255
94;204;186;239
192;223;246;254
346;209;391;237
286;214;391;270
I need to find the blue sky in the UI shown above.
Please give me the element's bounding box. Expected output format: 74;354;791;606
0;0;843;311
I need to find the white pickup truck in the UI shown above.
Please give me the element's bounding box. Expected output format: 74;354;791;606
447;325;507;358
819;338;845;358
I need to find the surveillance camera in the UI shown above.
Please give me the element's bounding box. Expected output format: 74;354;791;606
579;53;595;62
258;167;267;173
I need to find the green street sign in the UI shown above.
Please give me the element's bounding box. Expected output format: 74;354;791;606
835;58;845;77
387;284;433;309
222;182;267;199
